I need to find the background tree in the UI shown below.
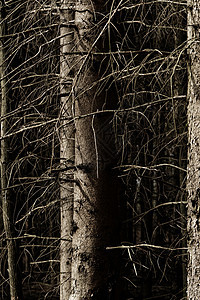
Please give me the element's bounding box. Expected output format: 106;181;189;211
0;1;22;299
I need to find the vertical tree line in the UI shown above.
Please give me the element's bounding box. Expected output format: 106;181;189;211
187;0;200;299
59;1;74;298
0;1;22;299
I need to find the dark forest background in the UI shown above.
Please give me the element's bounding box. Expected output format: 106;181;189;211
0;1;187;299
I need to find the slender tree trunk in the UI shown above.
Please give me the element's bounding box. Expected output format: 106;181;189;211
0;2;22;300
59;1;75;299
187;1;200;298
69;1;119;299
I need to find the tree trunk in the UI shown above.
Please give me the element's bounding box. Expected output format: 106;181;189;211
0;2;22;299
187;0;200;298
59;1;75;299
69;1;119;299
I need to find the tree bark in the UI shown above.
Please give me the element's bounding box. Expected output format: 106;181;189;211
59;1;75;299
187;0;200;298
0;2;22;299
69;1;119;299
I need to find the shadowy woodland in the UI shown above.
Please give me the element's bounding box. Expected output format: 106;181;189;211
0;1;188;299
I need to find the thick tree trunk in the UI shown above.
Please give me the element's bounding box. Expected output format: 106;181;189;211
69;1;119;299
59;1;75;299
0;2;22;300
187;1;200;298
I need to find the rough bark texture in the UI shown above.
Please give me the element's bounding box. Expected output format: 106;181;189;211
187;0;200;298
0;2;22;299
60;1;75;299
69;1;119;299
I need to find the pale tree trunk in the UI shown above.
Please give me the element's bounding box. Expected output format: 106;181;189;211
0;2;22;299
59;1;75;299
69;1;119;299
187;0;200;298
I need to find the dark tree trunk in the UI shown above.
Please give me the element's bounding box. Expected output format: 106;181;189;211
0;2;22;299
